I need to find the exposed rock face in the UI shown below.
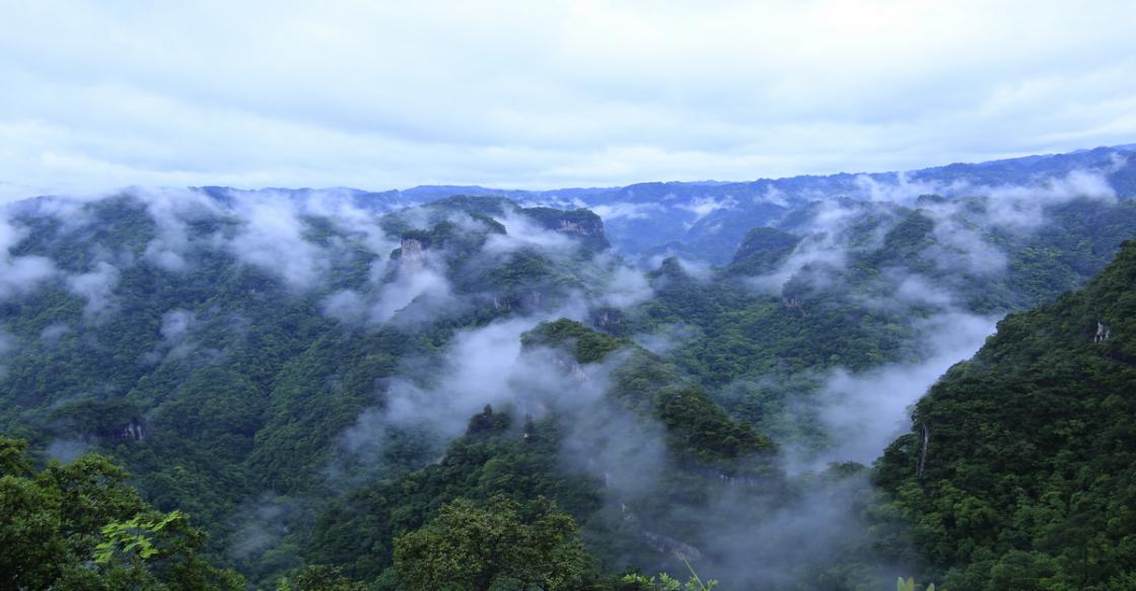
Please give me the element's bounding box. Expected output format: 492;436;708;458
557;220;591;235
917;423;930;478
592;308;623;331
520;207;610;251
550;351;589;382
114;419;145;441
487;291;549;315
399;237;425;271
1095;320;1112;343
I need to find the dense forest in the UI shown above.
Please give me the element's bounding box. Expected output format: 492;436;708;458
2;146;1136;589
875;240;1136;590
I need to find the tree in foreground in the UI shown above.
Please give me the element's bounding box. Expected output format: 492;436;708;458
0;437;243;590
394;495;590;591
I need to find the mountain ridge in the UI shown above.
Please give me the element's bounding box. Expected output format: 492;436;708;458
182;143;1136;199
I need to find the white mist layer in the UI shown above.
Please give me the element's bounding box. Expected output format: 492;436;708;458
812;311;998;468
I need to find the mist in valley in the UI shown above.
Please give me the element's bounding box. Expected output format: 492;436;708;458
0;149;1133;589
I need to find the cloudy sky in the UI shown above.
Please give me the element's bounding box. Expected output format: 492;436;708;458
1;0;1134;198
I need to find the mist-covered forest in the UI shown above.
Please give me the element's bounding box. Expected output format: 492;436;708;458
1;145;1135;589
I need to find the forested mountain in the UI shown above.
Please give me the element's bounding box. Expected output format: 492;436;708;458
0;189;777;588
875;240;1136;590
1;144;1136;589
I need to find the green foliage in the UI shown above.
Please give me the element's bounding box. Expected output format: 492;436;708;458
303;320;779;586
5;190;1136;589
727;226;801;276
307;412;602;581
631;253;912;389
94;510;189;563
620;571;717;591
0;439;243;590
522;318;630;363
896;577;934;591
622;197;1136;459
0;436;33;476
875;240;1136;590
393;495;590;591
0;472;65;589
523;319;774;460
276;565;367;591
655;384;773;458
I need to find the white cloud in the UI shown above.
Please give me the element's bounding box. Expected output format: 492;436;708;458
151;308;197;361
0;213;56;299
370;258;454;325
226;195;327;290
596;265;653;309
590;202;664;221
983;169;1118;229
809;312;998;468
483;211;579;256
321;249;455;328
66;261;120;319
138;188;222;272
0;1;1132;195
40;323;70;343
338;314;611;459
676;196;737;221
321;290;368;324
853;173;959;204
646;253;715;282
746;201;860;295
160;309;195;343
45;438;91;463
893;274;956;308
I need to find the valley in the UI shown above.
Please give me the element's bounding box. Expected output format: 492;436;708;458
2;145;1136;589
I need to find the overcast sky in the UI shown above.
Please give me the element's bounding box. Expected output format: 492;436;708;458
1;0;1134;198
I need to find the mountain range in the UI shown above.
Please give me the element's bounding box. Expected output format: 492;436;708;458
194;143;1136;263
1;143;1135;589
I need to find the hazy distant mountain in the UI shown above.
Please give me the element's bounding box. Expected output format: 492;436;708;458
191;144;1136;263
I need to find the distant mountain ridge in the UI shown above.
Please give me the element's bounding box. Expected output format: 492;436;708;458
183;143;1136;262
203;143;1136;204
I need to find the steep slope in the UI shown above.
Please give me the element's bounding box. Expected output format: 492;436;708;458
0;191;647;585
725;227;801;276
875;240;1136;590
621;194;1136;459
307;319;777;584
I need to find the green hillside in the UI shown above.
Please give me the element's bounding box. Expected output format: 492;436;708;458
875;240;1136;590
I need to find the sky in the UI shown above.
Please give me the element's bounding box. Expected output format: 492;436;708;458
1;0;1134;198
